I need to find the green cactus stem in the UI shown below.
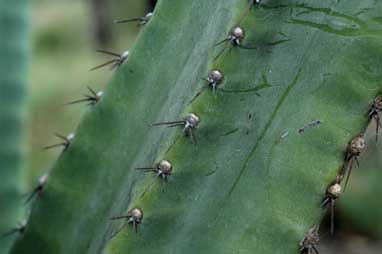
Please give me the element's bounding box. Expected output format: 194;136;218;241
11;1;382;253
0;0;29;253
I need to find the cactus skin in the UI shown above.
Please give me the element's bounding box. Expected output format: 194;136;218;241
11;0;382;253
0;0;29;253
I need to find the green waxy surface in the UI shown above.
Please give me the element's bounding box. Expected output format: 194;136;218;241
0;1;29;253
11;0;382;253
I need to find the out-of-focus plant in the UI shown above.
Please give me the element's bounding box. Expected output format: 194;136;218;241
0;0;29;253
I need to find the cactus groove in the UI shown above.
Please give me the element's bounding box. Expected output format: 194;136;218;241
11;0;382;254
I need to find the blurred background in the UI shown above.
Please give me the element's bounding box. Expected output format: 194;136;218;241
1;0;381;253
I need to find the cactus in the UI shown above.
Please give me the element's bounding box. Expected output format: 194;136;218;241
0;0;29;253
10;0;382;253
